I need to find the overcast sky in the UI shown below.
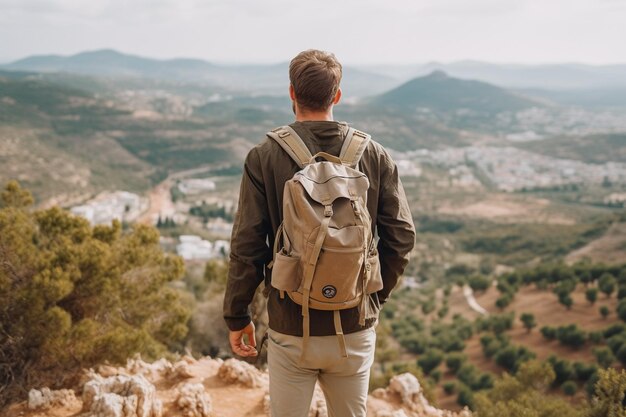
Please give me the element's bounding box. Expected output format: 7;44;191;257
1;0;625;65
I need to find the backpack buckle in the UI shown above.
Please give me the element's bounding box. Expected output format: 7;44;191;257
324;205;333;217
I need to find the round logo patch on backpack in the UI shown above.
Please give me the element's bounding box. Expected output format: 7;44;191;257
322;285;337;299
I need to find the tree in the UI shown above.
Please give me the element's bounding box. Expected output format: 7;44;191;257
520;313;537;333
600;306;610;319
586;287;599;305
0;182;191;407
599;273;617;298
618;300;626;322
586;368;626;417
469;275;491;293
561;381;577;396
473;361;581;417
559;292;574;310
593;346;615;369
417;349;444;375
445;352;467;374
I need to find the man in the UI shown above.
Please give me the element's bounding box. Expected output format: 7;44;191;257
223;49;415;417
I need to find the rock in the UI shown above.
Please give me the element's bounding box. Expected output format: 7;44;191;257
375;411;409;417
166;360;194;379
82;374;162;417
371;388;388;400
27;387;77;410
382;373;471;417
175;383;212;417
217;358;267;388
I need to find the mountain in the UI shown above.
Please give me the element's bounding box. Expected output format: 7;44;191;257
2;49;398;97
362;61;626;91
370;70;542;115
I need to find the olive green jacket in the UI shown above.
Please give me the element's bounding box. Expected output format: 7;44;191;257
223;120;416;336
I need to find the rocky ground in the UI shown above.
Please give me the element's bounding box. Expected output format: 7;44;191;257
5;355;471;417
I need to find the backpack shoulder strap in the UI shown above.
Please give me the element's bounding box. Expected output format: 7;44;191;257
266;125;313;169
339;128;371;168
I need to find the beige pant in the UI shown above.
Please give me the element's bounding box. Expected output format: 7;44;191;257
267;326;376;417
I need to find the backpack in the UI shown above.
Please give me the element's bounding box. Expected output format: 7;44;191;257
266;125;384;362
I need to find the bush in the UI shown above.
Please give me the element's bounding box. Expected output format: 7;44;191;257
600;305;610;319
495;345;536;372
469;275;491;292
520;313;536;332
603;323;626;338
495;294;512;310
430;369;442;383
476;313;515;335
558;293;574;309
618;285;626;300
616;344;626;367
556;324;587;349
561;380;577;396
548;356;575;384
586;368;626;417
618;299;626;322
599;273;617;298
541;326;557;341
0;182;191;407
573;361;599;381
417;349;444;375
443;381;456;395
446;352;467;374
588;331;604;344
593;347;616;368
586;287;599;304
457;384;474;409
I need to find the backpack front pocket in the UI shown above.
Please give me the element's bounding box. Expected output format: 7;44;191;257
307;244;364;305
271;250;302;292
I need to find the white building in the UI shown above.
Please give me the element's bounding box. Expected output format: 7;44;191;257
176;235;230;261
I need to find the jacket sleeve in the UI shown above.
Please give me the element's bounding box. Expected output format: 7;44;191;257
376;150;416;304
223;146;272;331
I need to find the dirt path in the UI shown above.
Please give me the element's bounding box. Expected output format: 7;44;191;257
463;285;489;316
137;163;226;225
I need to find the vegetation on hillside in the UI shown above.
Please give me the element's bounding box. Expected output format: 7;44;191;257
0;181;192;408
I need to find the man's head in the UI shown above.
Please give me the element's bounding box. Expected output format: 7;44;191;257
289;49;342;115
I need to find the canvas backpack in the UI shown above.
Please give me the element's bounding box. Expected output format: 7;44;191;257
266;125;384;362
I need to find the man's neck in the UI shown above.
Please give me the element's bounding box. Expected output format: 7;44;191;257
294;108;334;122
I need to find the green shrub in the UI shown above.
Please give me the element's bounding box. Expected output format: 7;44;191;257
556;324;587;349
588;331;604;344
469;275;491;292
599;273;617;298
520;313;536;332
446;352;468;374
0;182;191;407
495;345;536;372
593;347;616;368
586;287;599;304
561;380;577;396
443;381;456;395
456;383;475;409
417;349;444;375
541;326;557;341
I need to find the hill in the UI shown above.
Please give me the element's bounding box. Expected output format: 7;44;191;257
363;61;626;91
370;70;542;115
517;133;626;164
2;49;398;97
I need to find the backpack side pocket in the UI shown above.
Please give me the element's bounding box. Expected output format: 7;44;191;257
365;248;383;294
271;250;302;292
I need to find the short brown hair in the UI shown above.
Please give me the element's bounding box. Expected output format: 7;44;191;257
289;49;342;111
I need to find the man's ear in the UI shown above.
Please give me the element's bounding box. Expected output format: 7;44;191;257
332;88;342;105
289;84;296;101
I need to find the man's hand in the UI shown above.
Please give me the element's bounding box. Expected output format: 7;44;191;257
229;322;258;357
